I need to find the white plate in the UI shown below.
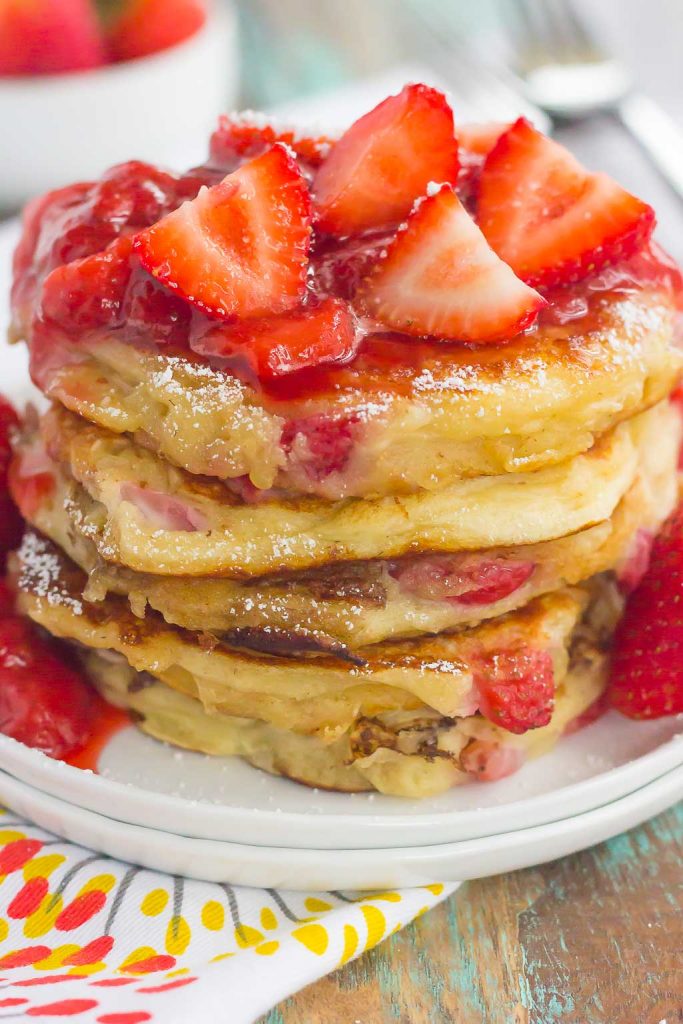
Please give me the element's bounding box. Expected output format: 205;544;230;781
1;713;682;850
0;765;681;889
2;218;683;852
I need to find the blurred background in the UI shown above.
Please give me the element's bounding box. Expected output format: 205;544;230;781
1;0;682;256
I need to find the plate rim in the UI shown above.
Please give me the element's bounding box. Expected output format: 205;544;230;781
0;764;681;888
0;720;681;850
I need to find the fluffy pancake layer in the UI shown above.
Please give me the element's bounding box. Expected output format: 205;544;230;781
24;284;680;499
15;399;680;650
83;641;609;797
15;531;596;741
13;531;617;796
28;400;676;578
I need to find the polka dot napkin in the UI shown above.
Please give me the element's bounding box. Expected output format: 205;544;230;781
0;809;457;1023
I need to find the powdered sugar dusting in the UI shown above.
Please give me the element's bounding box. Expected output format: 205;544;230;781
17;531;83;615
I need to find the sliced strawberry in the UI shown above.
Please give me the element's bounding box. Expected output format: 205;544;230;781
359;185;545;342
106;0;206;62
392;555;535;606
312;84;459;236
0;616;94;759
0;495;23;568
120;483;208;532
474;647;555;734
0;396;19;487
12;161;207;335
460;740;524;781
134;145;312;320
478;117;656;288
40;236;135;336
9;468;55;524
9;439;57;522
191;297;359;380
609;502;683;719
0;579;15;617
210;115;333;173
457;122;509;157
616;528;655;594
281;411;360;481
310;231;392;301
456;123;509;209
0;397;23;567
0;0;105;76
40;233;195;347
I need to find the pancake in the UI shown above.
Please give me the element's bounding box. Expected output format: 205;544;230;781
32;400;676;578
14;401;680;650
14;531;597;742
82;637;609;797
21;284;680;500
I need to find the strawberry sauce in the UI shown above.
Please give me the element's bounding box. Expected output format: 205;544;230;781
13;129;681;405
65;696;131;772
0;611;102;762
0;519;135;769
0;599;131;769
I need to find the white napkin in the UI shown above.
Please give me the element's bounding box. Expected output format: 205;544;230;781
0;809;457;1023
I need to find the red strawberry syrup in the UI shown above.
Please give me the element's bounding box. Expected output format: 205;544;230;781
65;697;131;772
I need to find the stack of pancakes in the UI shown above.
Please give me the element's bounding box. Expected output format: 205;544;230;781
10;270;682;797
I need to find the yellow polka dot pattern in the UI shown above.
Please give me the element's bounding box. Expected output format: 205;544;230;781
0;807;453;990
260;907;277;931
141;888;169;916
201;900;225;931
165;916;191;956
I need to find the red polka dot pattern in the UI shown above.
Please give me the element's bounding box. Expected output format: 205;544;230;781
0;945;51;968
0;839;43;875
123;955;176;974
7;876;49;918
26;998;100;1017
136;977;197;994
97;1015;152;1024
56;890;107;931
65;935;115;965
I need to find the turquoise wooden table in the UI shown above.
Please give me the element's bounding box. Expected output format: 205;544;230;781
261;802;683;1023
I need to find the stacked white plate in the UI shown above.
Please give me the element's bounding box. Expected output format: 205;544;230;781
2;221;683;890
0;712;682;889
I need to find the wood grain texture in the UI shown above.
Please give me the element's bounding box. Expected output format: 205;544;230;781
261;802;683;1024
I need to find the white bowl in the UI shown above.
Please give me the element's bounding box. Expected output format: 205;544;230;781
0;3;238;208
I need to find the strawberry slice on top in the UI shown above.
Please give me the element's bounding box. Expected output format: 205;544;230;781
359;184;545;343
477;117;656;289
312;83;459;236
191;297;359;380
456;123;509;209
210;115;333;172
134;144;312;320
457;122;509;157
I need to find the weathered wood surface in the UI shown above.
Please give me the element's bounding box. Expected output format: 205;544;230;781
262;801;683;1024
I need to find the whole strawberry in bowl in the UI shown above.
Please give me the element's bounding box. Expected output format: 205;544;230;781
104;0;208;63
0;0;106;76
0;0;237;207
